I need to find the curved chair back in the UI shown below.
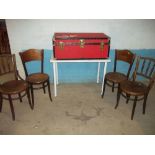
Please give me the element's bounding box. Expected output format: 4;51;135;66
114;49;136;78
19;49;44;77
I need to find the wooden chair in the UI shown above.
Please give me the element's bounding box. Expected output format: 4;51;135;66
101;49;136;98
19;49;52;108
115;56;155;120
0;54;32;120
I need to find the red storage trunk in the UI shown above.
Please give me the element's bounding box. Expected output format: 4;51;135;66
53;32;110;60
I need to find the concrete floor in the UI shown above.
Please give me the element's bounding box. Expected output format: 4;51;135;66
0;83;155;135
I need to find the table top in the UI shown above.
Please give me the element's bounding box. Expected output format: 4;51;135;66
50;59;111;63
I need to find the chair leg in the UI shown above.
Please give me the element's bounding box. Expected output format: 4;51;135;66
115;85;121;109
26;88;33;110
47;80;52;102
112;82;115;92
30;84;34;108
8;94;15;121
0;93;3;112
131;96;137;120
43;83;46;94
126;94;130;104
101;79;107;98
143;94;148;114
18;93;22;102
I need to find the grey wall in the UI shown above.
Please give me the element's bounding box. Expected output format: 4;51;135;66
6;19;155;51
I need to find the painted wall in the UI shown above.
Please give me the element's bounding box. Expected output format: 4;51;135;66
6;19;155;83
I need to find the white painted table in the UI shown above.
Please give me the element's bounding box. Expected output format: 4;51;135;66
50;59;111;97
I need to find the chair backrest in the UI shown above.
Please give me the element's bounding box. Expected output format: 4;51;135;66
0;54;17;84
19;49;44;77
133;56;155;91
114;49;136;78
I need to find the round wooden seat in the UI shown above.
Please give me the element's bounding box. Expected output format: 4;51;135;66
106;72;127;83
0;80;28;95
120;80;147;96
26;73;49;84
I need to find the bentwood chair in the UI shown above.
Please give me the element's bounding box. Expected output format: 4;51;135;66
101;49;136;98
19;49;52;108
0;54;32;120
115;56;155;120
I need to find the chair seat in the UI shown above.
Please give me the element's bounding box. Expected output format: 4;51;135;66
26;73;49;84
106;72;127;83
0;80;28;94
120;80;147;96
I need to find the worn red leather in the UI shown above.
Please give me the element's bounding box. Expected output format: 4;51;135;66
53;33;110;59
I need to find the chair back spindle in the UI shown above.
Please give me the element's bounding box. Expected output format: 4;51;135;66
0;54;17;82
133;56;155;91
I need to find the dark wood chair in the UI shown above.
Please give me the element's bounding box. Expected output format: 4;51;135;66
0;54;32;120
19;49;52;108
115;56;155;120
101;49;136;98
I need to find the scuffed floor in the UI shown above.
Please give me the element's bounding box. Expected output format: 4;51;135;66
0;83;155;135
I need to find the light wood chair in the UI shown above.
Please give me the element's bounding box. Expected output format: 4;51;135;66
0;54;32;120
101;49;136;98
115;56;155;120
19;49;52;109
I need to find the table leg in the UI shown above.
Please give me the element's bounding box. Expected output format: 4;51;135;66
53;62;57;97
101;62;107;95
97;62;100;83
55;62;59;85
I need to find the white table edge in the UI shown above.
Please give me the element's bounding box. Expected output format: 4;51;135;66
50;59;111;63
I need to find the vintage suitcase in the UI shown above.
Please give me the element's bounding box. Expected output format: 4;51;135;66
53;32;110;59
